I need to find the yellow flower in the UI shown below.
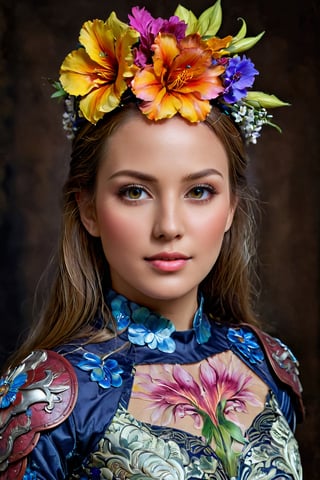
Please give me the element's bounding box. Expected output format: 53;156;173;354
131;33;225;122
206;35;233;58
59;12;139;124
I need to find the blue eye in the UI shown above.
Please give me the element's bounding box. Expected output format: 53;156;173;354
187;185;215;200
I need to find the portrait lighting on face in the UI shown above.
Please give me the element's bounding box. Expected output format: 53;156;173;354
78;114;236;313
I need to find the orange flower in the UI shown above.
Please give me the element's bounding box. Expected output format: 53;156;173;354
131;33;225;122
206;35;233;58
59;13;139;124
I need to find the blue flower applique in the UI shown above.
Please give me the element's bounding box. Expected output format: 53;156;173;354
227;327;264;364
0;366;28;409
23;467;38;479
193;295;211;344
77;352;123;389
108;292;131;330
106;289;212;352
129;305;176;353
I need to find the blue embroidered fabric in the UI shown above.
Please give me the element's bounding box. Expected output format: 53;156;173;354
106;289;212;351
19;290;302;479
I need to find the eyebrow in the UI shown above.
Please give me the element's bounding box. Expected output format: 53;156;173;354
108;168;223;181
185;168;223;180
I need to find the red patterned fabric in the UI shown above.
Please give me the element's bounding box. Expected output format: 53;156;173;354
0;350;78;479
245;324;305;421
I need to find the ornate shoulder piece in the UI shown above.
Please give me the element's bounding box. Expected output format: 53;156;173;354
244;324;304;421
0;350;78;479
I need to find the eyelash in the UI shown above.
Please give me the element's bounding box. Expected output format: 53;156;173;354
118;184;150;202
186;184;216;201
117;183;217;202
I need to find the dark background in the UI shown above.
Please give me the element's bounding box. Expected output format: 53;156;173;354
0;0;319;476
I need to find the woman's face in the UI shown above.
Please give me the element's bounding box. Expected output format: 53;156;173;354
79;114;236;311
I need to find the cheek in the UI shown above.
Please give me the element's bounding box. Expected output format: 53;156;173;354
96;208;142;247
192;203;234;240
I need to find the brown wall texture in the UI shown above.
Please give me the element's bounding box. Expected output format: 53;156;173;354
0;0;319;476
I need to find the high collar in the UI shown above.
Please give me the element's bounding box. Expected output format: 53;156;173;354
106;290;212;353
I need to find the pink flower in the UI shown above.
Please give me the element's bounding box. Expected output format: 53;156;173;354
132;353;262;430
128;6;187;67
199;354;262;426
132;364;203;426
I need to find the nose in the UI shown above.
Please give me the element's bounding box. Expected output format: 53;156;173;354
152;197;185;240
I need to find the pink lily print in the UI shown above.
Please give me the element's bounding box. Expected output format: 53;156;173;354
132;353;262;477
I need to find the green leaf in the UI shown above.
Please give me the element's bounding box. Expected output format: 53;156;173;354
51;90;66;99
52;80;61;89
220;418;246;444
232;17;247;42
266;120;282;133
174;5;198;34
201;414;216;443
175;1;222;37
227;31;265;53
217;398;227;414
210;423;226;448
197;0;222;37
50;80;67;100
246;91;290;108
216;402;246;445
216;424;240;477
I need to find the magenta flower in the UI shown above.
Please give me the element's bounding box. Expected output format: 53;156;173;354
132;353;263;477
128;6;187;67
199;354;262;426
132;365;202;427
133;354;261;429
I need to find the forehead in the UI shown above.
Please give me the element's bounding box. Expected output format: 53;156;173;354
100;115;229;176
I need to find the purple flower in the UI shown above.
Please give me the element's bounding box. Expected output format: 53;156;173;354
128;6;187;67
222;55;258;103
159;16;187;39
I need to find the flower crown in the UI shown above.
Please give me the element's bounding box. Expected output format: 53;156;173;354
52;0;288;143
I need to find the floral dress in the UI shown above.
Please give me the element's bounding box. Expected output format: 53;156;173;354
0;291;303;480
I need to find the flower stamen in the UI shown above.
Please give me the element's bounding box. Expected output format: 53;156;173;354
169;68;194;90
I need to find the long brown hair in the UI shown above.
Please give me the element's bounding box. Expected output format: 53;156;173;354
7;104;260;369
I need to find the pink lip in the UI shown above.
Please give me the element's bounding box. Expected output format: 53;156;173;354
145;252;191;272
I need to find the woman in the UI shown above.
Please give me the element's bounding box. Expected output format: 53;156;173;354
0;2;303;479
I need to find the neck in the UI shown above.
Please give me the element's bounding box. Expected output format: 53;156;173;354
112;288;199;331
150;294;199;331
